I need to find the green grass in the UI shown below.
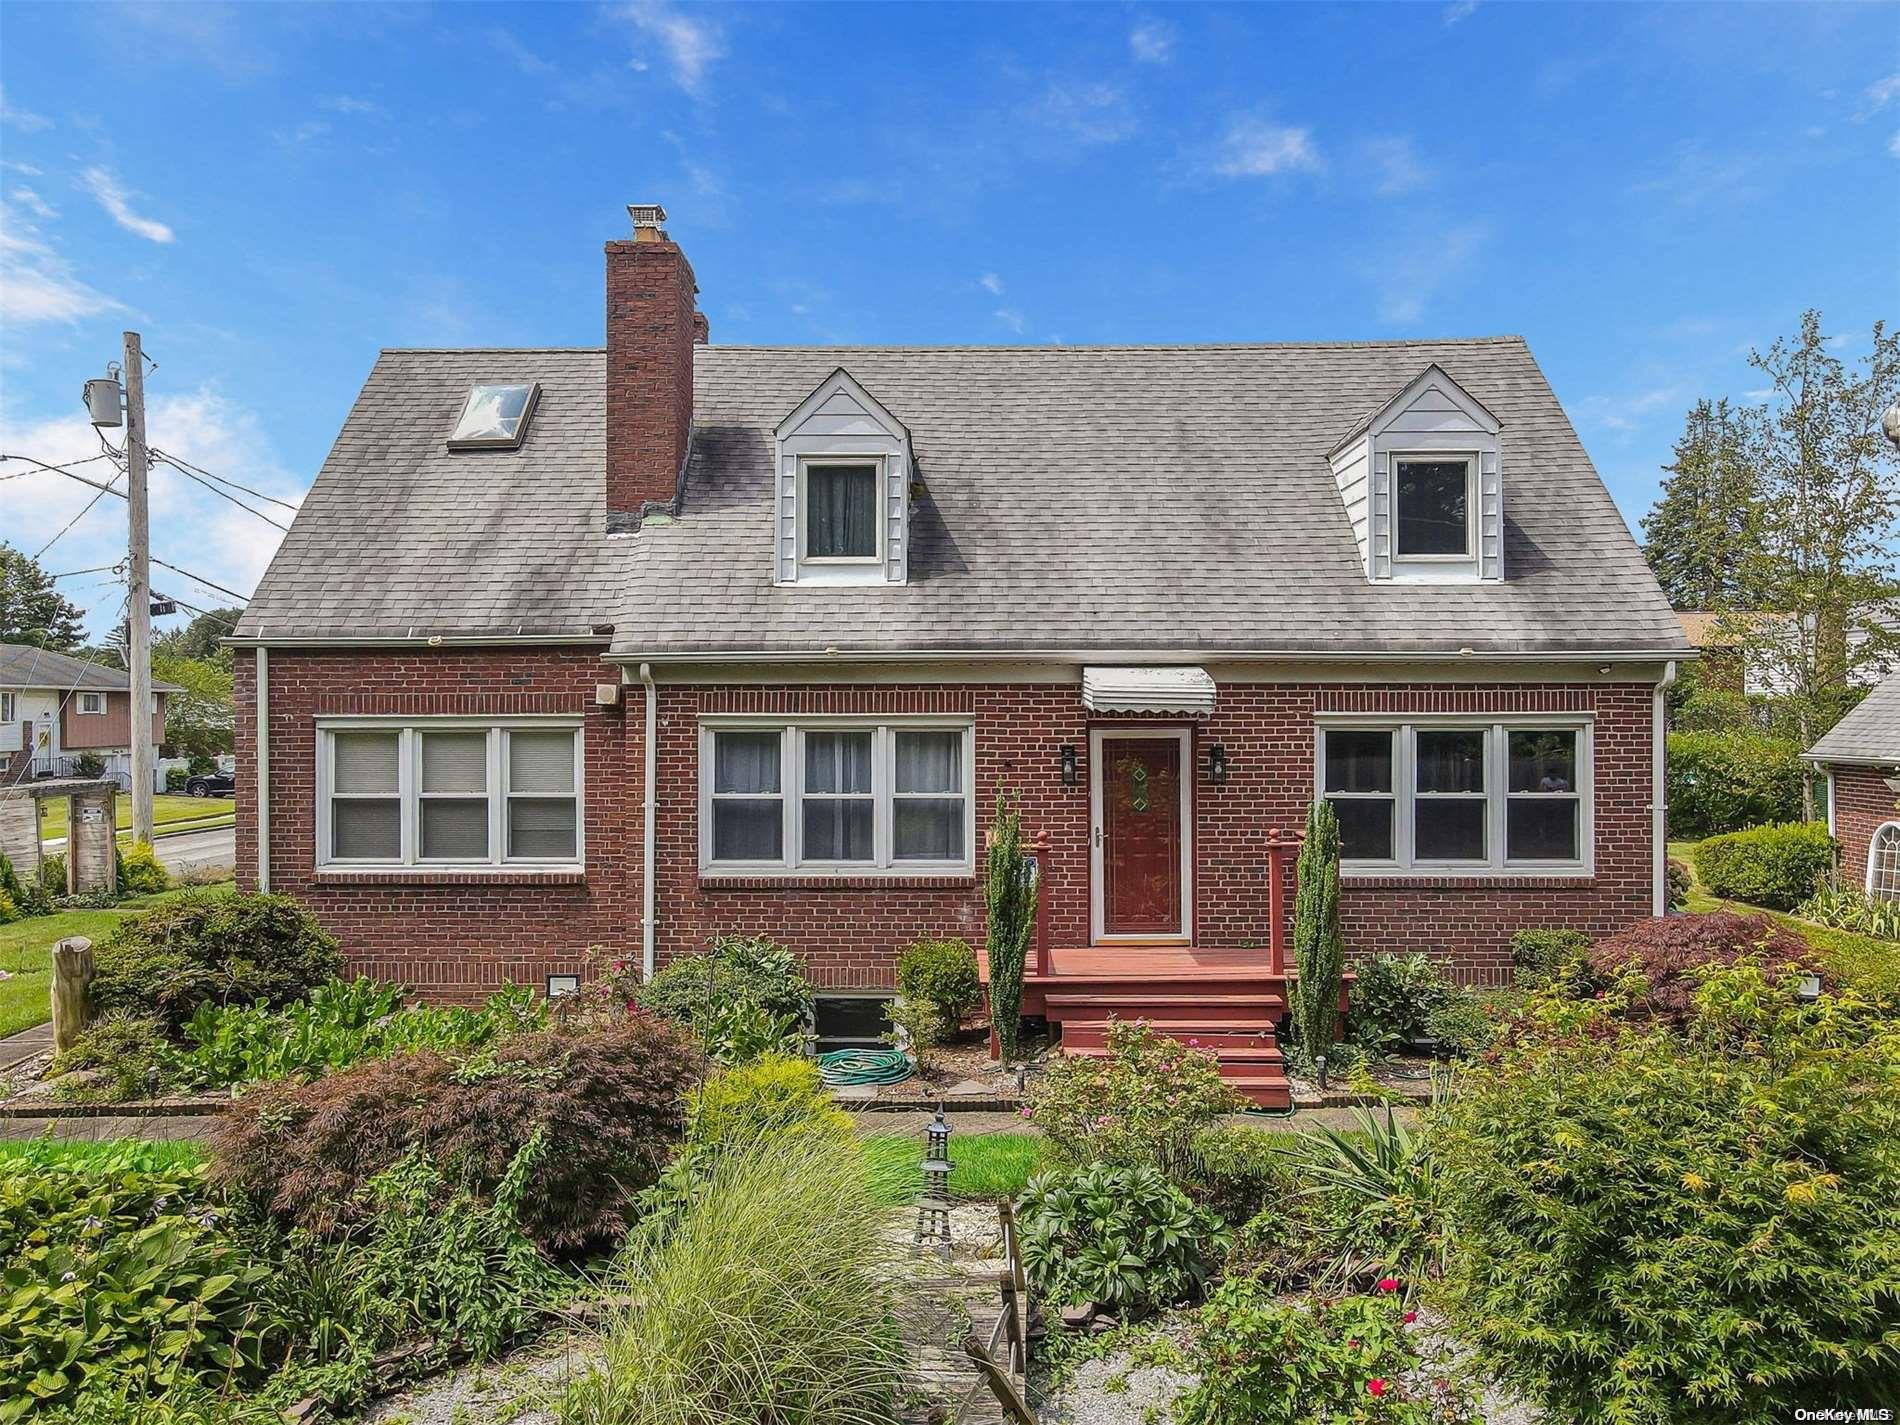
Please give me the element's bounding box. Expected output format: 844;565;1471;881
861;1130;1047;1204
0;1136;207;1172
0;881;235;1039
38;792;234;845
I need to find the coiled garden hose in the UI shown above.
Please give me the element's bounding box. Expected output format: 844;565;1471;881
817;1047;914;1087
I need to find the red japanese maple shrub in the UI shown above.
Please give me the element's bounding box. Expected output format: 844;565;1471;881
1586;911;1820;1027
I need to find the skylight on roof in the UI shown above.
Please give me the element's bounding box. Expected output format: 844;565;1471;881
447;383;539;450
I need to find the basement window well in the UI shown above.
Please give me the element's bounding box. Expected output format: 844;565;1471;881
447;383;540;450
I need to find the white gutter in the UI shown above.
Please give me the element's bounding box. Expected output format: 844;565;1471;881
1825;769;1836;841
639;661;657;982
606;646;1700;667
226;634;610;649
254;646;270;894
1651;659;1677;915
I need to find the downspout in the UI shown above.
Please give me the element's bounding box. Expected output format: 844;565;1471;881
640;661;657;981
254;647;270;894
1651;659;1677;915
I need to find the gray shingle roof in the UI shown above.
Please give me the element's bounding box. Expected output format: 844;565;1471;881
1808;673;1900;765
237;337;1690;660
0;643;182;693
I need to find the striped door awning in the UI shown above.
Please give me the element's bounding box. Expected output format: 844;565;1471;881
1080;666;1217;716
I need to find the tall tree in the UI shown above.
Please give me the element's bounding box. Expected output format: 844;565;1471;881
1720;311;1900;813
1641;398;1761;609
154;606;243;666
152;652;235;761
0;543;87;651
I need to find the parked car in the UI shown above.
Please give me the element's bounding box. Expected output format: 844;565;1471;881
184;770;237;798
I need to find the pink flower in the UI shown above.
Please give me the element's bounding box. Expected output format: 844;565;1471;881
612;959;626;972
1095;1114;1111;1127
1377;1277;1399;1293
1403;1309;1418;1324
1187;1038;1200;1047
1020;1106;1033;1119
1367;1379;1387;1398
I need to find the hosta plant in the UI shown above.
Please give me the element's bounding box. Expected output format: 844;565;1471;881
1016;1161;1228;1316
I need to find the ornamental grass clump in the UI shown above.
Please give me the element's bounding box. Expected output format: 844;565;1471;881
1430;965;1900;1421
560;1132;906;1425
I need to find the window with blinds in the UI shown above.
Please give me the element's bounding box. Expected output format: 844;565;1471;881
319;721;582;869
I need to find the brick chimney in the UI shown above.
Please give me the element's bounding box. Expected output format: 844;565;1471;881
605;203;701;531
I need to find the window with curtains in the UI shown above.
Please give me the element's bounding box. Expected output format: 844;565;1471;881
701;720;973;873
317;720;582;868
801;460;880;562
1318;717;1592;873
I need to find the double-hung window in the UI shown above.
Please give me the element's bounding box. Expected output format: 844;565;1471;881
318;719;583;869
800;460;882;564
1318;716;1592;874
76;692;106;715
701;719;973;874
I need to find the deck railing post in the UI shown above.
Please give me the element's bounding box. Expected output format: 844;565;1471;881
1265;828;1304;978
1030;831;1053;980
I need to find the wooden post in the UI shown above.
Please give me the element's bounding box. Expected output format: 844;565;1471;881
1030;830;1053;980
50;936;94;1057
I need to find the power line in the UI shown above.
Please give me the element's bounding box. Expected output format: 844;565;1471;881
49;563;125;580
157;460;289;531
150;447;300;512
6;449;289;533
149;557;248;604
32;468;122;561
0;452;118;484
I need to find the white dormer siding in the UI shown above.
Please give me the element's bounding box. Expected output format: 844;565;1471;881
1332;365;1503;584
773;369;913;586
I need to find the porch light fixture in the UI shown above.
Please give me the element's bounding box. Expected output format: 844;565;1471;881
1207;744;1229;784
545;973;581;998
1059;744;1078;786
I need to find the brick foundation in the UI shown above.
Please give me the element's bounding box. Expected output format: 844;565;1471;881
1828;764;1898;894
237;654;1662;999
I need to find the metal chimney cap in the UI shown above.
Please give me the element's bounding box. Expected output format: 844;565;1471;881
627;203;668;231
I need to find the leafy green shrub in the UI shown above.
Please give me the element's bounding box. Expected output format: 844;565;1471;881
984;790;1036;1060
1186;1125;1299;1225
115;840;170;895
1176;1280;1476;1425
92;892;342;1031
639;934;813;1025
211;1017;702;1254
1586;910;1818;1027
1510;927;1590;990
1431;973;1900;1421
1291;799;1345;1056
0;887;16;924
1028;1018;1241;1181
1691;820;1835;910
683;1054;851;1155
1425;986;1521;1057
1347;952;1449;1051
165;766;189;792
49;1011;176;1102
1017;1161;1228;1316
1666;729;1805;840
1667;855;1692;910
893;936;980;1047
561;1132;905;1425
0;1158;273;1419
1799;885;1900;940
176;978;545;1088
37;851;65;898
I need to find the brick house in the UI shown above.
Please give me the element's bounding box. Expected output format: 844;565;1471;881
0;642;174;788
1807;673;1900;902
230;206;1691;1104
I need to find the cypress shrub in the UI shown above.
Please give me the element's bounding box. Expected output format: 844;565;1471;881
984;790;1036;1060
1291;800;1345;1057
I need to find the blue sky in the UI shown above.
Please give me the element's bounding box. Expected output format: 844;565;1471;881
1;0;1895;639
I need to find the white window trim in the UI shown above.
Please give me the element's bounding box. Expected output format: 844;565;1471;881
1868;820;1900;900
0;692;15;721
699;715;974;877
1315;713;1595;877
76;692;106;715
314;715;584;872
1391;451;1478;563
796;457;886;568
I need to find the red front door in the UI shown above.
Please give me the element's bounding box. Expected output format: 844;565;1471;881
1101;736;1184;938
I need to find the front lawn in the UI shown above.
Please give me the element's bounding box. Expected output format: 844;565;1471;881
37;791;234;845
0;882;234;1039
862;1130;1047;1203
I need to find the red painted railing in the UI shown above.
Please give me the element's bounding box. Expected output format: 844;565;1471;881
1264;828;1304;978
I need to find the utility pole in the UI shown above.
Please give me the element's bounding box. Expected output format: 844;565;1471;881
123;331;154;846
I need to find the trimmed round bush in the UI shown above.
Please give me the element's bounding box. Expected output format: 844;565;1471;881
1691;821;1835;911
210;1016;705;1254
1348;951;1450;1050
637;933;814;1027
1586;910;1818;1028
1666;729;1805;840
92;891;341;1030
115;840;170;895
1510;928;1591;989
894;936;981;1045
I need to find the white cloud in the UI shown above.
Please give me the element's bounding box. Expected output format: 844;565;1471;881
1862;70;1900;116
1581;383;1685;433
79;167;175;244
10;187;57;220
1034;81;1137;146
1366;222;1487;324
2;160;44;177
489;26;556;77
1443;0;1480;24
272;119;331;148
617;0;724;95
1129;20;1176;64
1890;129;1900;159
1632;141;1762;208
978;272;1004;296
319;94;385;117
993;308;1025;334
0;195;122;325
1213;117;1321;178
0;84;51;133
1364;135;1430;195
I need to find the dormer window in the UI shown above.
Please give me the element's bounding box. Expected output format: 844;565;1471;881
802;460;882;563
1394;455;1475;559
447;383;539;450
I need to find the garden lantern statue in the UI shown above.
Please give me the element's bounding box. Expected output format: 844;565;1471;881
913;1104;954;1260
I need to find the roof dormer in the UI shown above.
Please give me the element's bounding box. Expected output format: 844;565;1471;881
1329;364;1503;584
773;368;914;586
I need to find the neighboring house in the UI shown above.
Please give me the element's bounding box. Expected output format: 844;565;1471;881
0;643;176;789
228;206;1692;1104
1677;606;1898;699
1806;672;1900;902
